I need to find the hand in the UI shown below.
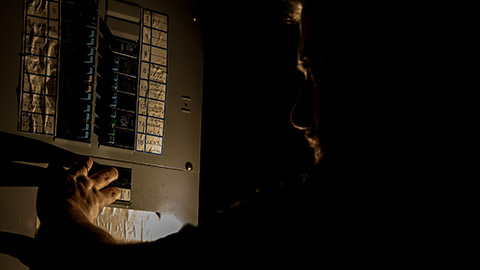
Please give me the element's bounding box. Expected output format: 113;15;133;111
37;157;121;226
33;157;122;268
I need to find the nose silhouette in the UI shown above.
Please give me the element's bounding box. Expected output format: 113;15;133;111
290;68;317;131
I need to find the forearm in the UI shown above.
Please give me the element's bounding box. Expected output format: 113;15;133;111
33;220;117;269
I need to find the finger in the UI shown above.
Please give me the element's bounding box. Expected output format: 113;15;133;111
69;157;93;177
84;157;94;171
99;187;121;208
89;167;119;190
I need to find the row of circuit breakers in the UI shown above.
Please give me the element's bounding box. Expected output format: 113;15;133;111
20;0;168;155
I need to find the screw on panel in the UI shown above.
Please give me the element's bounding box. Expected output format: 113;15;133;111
185;162;193;172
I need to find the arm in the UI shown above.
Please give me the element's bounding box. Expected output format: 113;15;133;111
33;155;260;269
34;156;203;269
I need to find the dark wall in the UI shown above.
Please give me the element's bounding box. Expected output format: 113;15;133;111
198;0;313;220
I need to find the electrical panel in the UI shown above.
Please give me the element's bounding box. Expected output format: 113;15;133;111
1;0;203;225
20;0;172;154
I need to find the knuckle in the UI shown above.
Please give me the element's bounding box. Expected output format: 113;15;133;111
79;166;89;175
110;187;119;197
77;176;94;188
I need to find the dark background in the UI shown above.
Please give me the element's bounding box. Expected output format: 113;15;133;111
196;0;314;221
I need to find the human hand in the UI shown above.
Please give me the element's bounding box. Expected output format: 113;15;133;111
37;156;121;226
33;157;123;268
